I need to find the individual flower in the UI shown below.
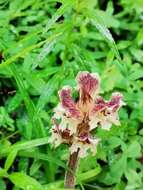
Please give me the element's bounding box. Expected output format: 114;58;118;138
49;71;124;158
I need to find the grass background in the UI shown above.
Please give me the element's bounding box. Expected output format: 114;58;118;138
0;0;143;189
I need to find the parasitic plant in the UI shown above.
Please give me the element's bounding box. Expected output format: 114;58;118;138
49;71;124;189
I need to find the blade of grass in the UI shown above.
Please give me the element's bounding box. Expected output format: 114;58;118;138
0;39;47;68
0;137;50;156
0;32;62;69
36;74;60;112
9;172;43;190
18;150;67;170
90;11;121;61
4;148;18;172
43;166;101;189
85;10;127;76
9;63;46;138
43;0;74;33
77;165;101;183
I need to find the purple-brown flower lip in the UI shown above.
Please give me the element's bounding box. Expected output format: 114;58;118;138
58;86;81;118
78;133;91;144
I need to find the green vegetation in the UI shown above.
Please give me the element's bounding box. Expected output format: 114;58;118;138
0;0;143;189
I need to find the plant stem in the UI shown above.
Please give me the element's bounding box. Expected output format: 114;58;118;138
64;150;79;189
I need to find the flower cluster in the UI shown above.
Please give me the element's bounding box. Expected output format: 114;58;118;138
49;71;124;157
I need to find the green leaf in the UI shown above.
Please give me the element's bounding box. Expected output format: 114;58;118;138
77;165;101;183
125;169;142;186
7;92;22;113
136;29;143;46
42;181;63;190
129;69;143;81
125;141;141;158
44;0;73;33
19;150;67;170
0;168;8;178
110;155;127;179
9;172;42;190
9;64;46;137
90;11;121;60
0;178;6;190
0;137;49;156
103;155;127;185
0;39;47;68
30;159;42;176
37;75;60;111
0;107;14;131
4;148;18;171
107;137;123;149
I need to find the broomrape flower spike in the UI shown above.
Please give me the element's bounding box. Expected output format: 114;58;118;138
49;71;124;188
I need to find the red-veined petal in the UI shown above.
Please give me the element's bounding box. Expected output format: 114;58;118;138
76;71;100;102
59;86;81;118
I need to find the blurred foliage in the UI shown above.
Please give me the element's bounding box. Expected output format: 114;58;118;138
0;0;143;189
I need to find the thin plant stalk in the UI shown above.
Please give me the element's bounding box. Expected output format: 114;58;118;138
64;149;79;189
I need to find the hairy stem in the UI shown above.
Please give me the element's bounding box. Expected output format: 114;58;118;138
64;150;79;189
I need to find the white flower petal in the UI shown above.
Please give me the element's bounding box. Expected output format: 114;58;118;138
70;141;88;158
108;112;120;126
70;137;99;158
59;116;80;135
48;132;62;147
78;144;89;158
70;142;80;154
100;120;112;130
90;138;99;155
53;103;65;119
89;116;99;130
